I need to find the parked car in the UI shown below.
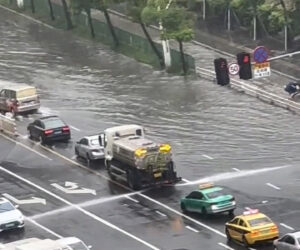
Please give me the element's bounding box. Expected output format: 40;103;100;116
27;115;71;144
0;197;24;232
75;135;104;162
0;83;40;115
274;231;300;250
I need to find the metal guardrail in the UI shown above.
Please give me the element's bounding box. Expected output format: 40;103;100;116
197;67;300;114
0;114;18;137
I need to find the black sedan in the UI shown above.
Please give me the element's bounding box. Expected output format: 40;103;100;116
27;115;71;144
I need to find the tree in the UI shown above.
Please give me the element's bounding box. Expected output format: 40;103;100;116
94;0;119;47
161;7;194;74
47;0;55;21
126;0;165;68
30;0;35;13
61;0;73;30
70;0;95;38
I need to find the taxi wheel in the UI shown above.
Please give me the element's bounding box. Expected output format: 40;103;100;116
180;203;187;213
242;235;249;247
225;228;231;242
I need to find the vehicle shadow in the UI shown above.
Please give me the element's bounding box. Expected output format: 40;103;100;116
0;228;25;244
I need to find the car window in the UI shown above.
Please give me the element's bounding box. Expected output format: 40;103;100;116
10;90;16;99
0;90;5;97
206;189;226;199
187;191;203;199
230;218;239;225
43;118;65;129
247;217;272;227
4;89;10;98
285;236;295;245
0;201;15;212
238;219;247;227
90;139;99;146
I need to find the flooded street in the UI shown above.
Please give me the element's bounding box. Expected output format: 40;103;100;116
1;9;300;181
1;8;300;250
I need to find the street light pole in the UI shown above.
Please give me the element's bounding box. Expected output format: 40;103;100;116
159;0;173;69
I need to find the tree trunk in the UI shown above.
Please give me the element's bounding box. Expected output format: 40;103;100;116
179;40;187;75
103;9;119;47
86;8;95;38
61;0;72;30
279;0;293;47
47;0;55;21
140;22;165;69
30;0;35;13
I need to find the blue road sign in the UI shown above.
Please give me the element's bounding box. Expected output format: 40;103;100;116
253;46;269;63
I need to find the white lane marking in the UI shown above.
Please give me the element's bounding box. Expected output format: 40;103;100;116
155;211;167;217
138;193;226;237
186;226;199;233
202;154;214;160
26;217;63;239
126;195;139;203
3;193;46;205
0;133;52;161
0;166;159;250
182;178;191;183
70;125;81;132
266;183;281;190
280;223;295;231
232;168;240;172
177;165;290;187
218;243;234;250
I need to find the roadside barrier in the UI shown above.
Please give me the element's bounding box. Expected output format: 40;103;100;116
0;114;18;137
197;67;300;114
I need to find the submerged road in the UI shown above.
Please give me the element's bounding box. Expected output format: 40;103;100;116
0;7;300;250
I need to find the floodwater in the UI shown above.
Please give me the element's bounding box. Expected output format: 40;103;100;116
1;9;300;181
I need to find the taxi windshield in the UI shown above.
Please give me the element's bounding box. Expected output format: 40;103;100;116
205;190;226;199
247;217;272;227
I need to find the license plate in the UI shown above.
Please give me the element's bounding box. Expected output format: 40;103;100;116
54;131;62;134
154;172;162;178
261;229;269;234
5;223;14;228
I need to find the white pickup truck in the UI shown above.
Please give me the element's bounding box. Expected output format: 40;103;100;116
0;237;91;250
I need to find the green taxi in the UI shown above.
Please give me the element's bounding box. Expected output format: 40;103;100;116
180;183;236;215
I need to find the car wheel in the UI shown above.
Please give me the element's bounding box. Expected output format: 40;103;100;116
75;148;79;157
86;154;91;166
201;207;207;216
242;235;249;247
39;135;45;145
181;203;187;213
28;130;33;140
10;108;16;118
225;228;231;242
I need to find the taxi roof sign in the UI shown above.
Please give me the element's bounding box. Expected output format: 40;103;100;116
199;183;214;190
243;209;259;215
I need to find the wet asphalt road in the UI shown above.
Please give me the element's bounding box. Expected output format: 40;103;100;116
0;7;300;250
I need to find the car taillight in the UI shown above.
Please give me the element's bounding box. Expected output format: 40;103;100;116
270;225;278;232
250;230;259;237
44;129;53;135
62;126;70;132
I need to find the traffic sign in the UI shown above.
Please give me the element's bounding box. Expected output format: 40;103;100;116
253;62;271;79
228;63;240;75
253;46;269;63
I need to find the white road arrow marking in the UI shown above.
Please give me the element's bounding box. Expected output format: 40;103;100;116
51;182;96;195
3;193;46;205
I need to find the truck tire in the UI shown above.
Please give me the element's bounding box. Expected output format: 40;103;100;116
167;162;176;180
106;161;116;181
127;170;141;190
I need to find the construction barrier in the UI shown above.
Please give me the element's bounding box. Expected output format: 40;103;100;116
0;114;18;137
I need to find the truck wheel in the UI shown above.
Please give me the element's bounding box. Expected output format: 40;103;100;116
106;161;116;181
201;207;207;217
127;170;141;190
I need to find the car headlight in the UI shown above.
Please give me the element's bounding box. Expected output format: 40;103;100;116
18;215;24;223
232;201;236;206
211;205;218;210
